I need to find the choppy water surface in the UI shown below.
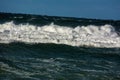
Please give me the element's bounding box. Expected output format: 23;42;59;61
0;43;120;80
0;12;120;80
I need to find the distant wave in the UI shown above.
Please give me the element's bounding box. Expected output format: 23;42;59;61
0;22;120;48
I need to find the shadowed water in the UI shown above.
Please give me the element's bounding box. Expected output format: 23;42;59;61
0;43;120;80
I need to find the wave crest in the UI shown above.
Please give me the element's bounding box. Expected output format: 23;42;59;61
0;22;120;48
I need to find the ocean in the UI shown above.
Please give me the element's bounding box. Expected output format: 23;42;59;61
0;12;120;80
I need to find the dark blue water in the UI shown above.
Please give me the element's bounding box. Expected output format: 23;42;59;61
0;43;120;80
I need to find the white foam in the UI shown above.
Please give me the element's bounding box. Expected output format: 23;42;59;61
0;22;120;48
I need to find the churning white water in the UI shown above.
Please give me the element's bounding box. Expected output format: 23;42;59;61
0;22;120;48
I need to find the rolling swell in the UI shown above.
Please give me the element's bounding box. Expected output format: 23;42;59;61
0;12;120;48
0;12;120;30
0;12;120;80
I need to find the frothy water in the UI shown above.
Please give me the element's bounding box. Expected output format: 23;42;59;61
0;13;120;80
0;22;120;48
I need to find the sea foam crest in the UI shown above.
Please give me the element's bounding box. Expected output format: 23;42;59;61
0;22;120;48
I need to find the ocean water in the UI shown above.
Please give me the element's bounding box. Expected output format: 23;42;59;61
0;12;120;80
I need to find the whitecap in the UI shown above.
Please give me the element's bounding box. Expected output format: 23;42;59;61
0;22;120;48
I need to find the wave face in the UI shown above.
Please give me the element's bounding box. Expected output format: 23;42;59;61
0;22;120;48
0;12;120;80
0;12;120;48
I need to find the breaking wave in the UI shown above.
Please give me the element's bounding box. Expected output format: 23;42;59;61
0;22;120;48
